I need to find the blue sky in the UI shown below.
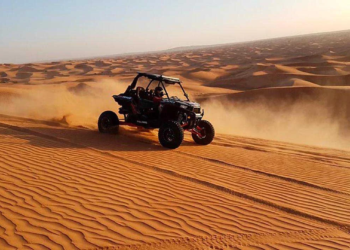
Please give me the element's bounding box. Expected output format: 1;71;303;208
1;0;349;63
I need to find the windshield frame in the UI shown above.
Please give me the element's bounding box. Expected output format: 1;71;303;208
145;79;190;101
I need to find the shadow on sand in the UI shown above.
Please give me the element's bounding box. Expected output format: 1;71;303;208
0;123;199;152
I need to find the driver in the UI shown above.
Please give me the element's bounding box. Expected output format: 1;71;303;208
153;86;164;104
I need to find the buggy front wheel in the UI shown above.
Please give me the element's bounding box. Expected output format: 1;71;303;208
192;120;215;145
158;121;184;149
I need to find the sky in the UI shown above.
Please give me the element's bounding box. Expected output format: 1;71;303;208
0;0;350;64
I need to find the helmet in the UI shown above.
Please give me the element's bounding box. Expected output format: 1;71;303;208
155;86;164;97
155;86;163;92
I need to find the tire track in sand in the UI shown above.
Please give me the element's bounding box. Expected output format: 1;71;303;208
1;124;347;249
179;137;350;195
0;121;349;232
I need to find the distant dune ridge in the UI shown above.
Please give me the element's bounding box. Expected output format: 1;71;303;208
1;29;350;149
0;30;350;249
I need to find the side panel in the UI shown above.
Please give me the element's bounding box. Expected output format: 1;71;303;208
160;105;180;121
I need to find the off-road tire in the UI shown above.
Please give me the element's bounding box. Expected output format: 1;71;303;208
98;111;119;134
158;121;184;149
192;120;215;145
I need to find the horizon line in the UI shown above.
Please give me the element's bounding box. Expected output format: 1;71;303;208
4;28;350;65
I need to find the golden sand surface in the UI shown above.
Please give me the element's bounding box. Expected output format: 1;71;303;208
0;30;349;249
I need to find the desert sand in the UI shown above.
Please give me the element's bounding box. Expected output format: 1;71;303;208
0;30;350;249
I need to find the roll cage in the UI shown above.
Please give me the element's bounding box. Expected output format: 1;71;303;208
126;72;190;101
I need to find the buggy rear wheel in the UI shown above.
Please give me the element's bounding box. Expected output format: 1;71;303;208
192;120;215;145
98;111;119;134
158;121;184;149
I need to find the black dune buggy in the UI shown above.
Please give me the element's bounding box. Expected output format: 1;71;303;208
98;72;215;149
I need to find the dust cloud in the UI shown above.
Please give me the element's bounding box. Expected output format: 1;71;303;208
201;94;350;150
0;82;349;150
0;80;129;129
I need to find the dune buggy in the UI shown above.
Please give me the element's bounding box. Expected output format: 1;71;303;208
98;72;215;149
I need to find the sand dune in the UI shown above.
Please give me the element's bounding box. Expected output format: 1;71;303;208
0;115;349;249
1;30;349;88
284;78;320;87
0;30;350;249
